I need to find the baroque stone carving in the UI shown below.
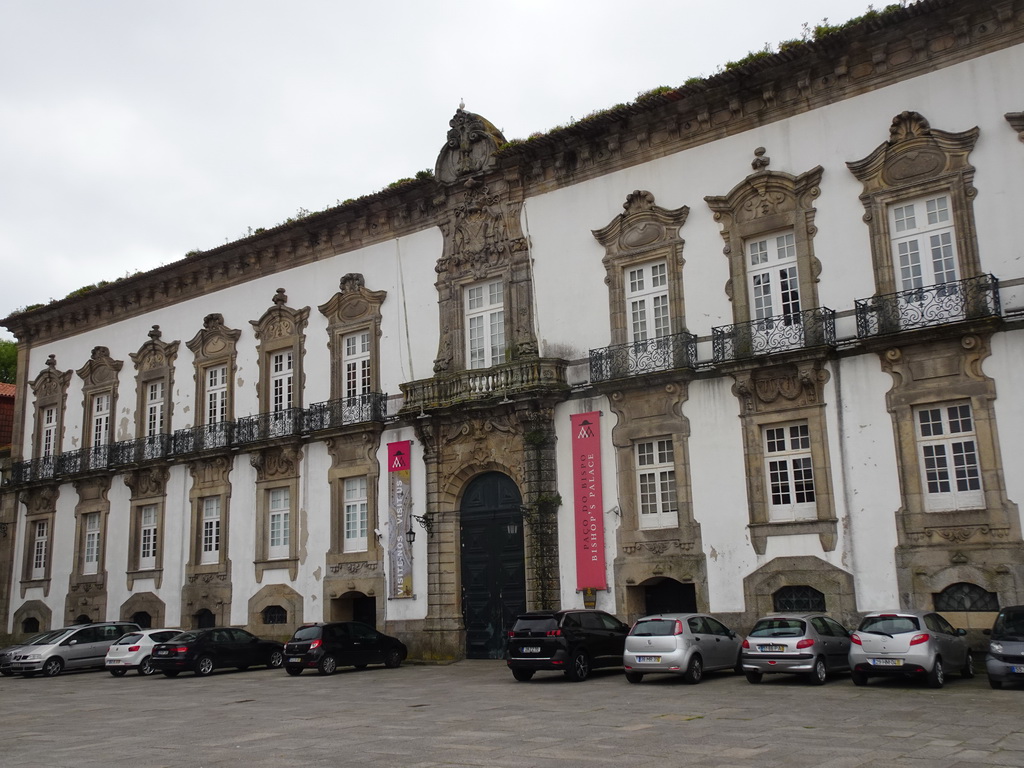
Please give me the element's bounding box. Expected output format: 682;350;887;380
434;107;507;185
124;466;170;498
251;446;302;482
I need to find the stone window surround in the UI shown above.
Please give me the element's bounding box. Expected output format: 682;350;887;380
129;325;179;439
318;273;387;402
75;347;123;450
251;446;302;582
29;356;72;461
186;313;242;428
186;457;233;578
251;288;310;415
70;477;111;588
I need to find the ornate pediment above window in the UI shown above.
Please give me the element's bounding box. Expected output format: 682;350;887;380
731;361;830;415
76;346;123;388
20;485;59;516
250;445;302;482
123;466;170;499
319;273;387;326
593;189;689;255
30;355;72;402
186;313;242;365
434;107;507;185
129;325;179;373
188;455;232;489
251;288;310;343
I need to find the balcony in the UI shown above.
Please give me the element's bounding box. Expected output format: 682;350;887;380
589;331;697;383
713;307;836;363
400;358;568;414
109;434;172;467
855;274;1001;338
306;393;387;432
235;408;305;444
172;422;234;454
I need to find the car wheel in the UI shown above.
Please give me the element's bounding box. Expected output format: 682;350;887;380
926;658;944;689
511;668;534;682
195;655;215;677
384;649;403;669
109;668;128;677
318;655;338;676
162;670;180;678
267;650;284;669
138;656;156;676
962;653;975;679
42;657;64;678
745;669;763;684
809;657;827;686
566;650;590;682
990;678;1003;689
625;671;643;684
684;654;704;684
851;670;868;686
285;666;303;677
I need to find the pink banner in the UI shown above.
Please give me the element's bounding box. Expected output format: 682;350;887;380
387;441;413;598
571;412;606;590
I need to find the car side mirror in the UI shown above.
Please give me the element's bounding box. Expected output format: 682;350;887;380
957;628;967;636
67;639;77;646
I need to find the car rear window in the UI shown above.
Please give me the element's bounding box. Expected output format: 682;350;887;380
291;626;323;641
858;615;920;634
114;633;144;645
513;616;558;633
170;631;202;643
630;619;678;637
749;618;806;637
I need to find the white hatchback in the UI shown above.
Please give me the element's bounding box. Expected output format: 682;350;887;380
105;629;182;677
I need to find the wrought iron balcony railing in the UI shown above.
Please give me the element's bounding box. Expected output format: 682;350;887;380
400;358;568;414
109;434;172;466
306;392;387;432
713;307;836;363
172;422;234;455
855;274;1001;338
234;407;305;444
589;331;697;383
10;456;57;484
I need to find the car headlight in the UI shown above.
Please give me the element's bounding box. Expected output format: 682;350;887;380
990;641;1003;654
25;654;42;661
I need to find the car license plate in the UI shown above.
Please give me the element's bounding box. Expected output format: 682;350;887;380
870;657;903;666
108;660;122;665
758;645;786;653
156;649;169;655
521;646;540;654
636;655;661;663
289;657;302;663
1011;665;1024;674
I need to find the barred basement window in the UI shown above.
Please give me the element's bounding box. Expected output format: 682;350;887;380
262;605;287;625
773;585;826;612
933;582;999;612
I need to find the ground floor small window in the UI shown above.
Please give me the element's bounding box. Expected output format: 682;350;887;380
773;585;826;612
934;582;998;612
262;605;287;624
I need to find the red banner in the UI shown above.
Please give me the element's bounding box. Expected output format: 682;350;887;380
387;441;413;598
571;412;606;590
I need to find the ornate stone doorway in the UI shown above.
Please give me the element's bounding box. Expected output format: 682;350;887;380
460;472;526;659
642;578;697;615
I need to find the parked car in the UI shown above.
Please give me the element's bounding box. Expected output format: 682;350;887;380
624;613;741;684
0;630;64;676
10;622;141;677
150;627;284;677
984;604;1024;689
849;610;972;688
105;629;181;676
283;621;407;675
506;609;629;682
741;613;851;685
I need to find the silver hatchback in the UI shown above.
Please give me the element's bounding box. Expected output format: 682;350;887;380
849;610;972;688
742;613;852;685
623;613;741;684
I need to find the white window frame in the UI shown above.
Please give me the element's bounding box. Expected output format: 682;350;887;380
889;194;959;291
91;393;111;448
625;261;670;343
139;504;158;570
763;421;817;522
915;402;984;512
747;230;801;324
146;381;165;437
200;496;221;565
31;520;48;580
465;280;505;370
82;512;101;575
40;406;57;459
270;351;294;412
343;331;371;400
343;476;368;552
268;487;291;560
205;364;228;425
636;438;678;529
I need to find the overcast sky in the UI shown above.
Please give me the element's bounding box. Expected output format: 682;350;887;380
0;0;883;341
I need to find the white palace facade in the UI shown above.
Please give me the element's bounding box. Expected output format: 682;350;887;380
2;0;1024;658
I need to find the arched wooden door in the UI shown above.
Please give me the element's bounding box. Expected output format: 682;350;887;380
460;472;526;659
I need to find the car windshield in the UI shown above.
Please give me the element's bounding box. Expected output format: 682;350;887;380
859;615;920;635
22;630;61;645
749;619;805;637
991;608;1024;640
31;630;71;645
291;626;322;641
114;633;144;645
513;617;557;633
630;619;679;637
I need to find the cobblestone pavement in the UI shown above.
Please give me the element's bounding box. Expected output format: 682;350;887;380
1;659;1022;768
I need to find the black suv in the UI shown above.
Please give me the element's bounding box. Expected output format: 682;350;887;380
283;622;407;676
506;609;629;682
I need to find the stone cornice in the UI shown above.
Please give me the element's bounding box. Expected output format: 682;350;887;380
3;0;1019;346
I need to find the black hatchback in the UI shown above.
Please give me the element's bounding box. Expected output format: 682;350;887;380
506;609;629;682
283;622;408;676
151;627;284;677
